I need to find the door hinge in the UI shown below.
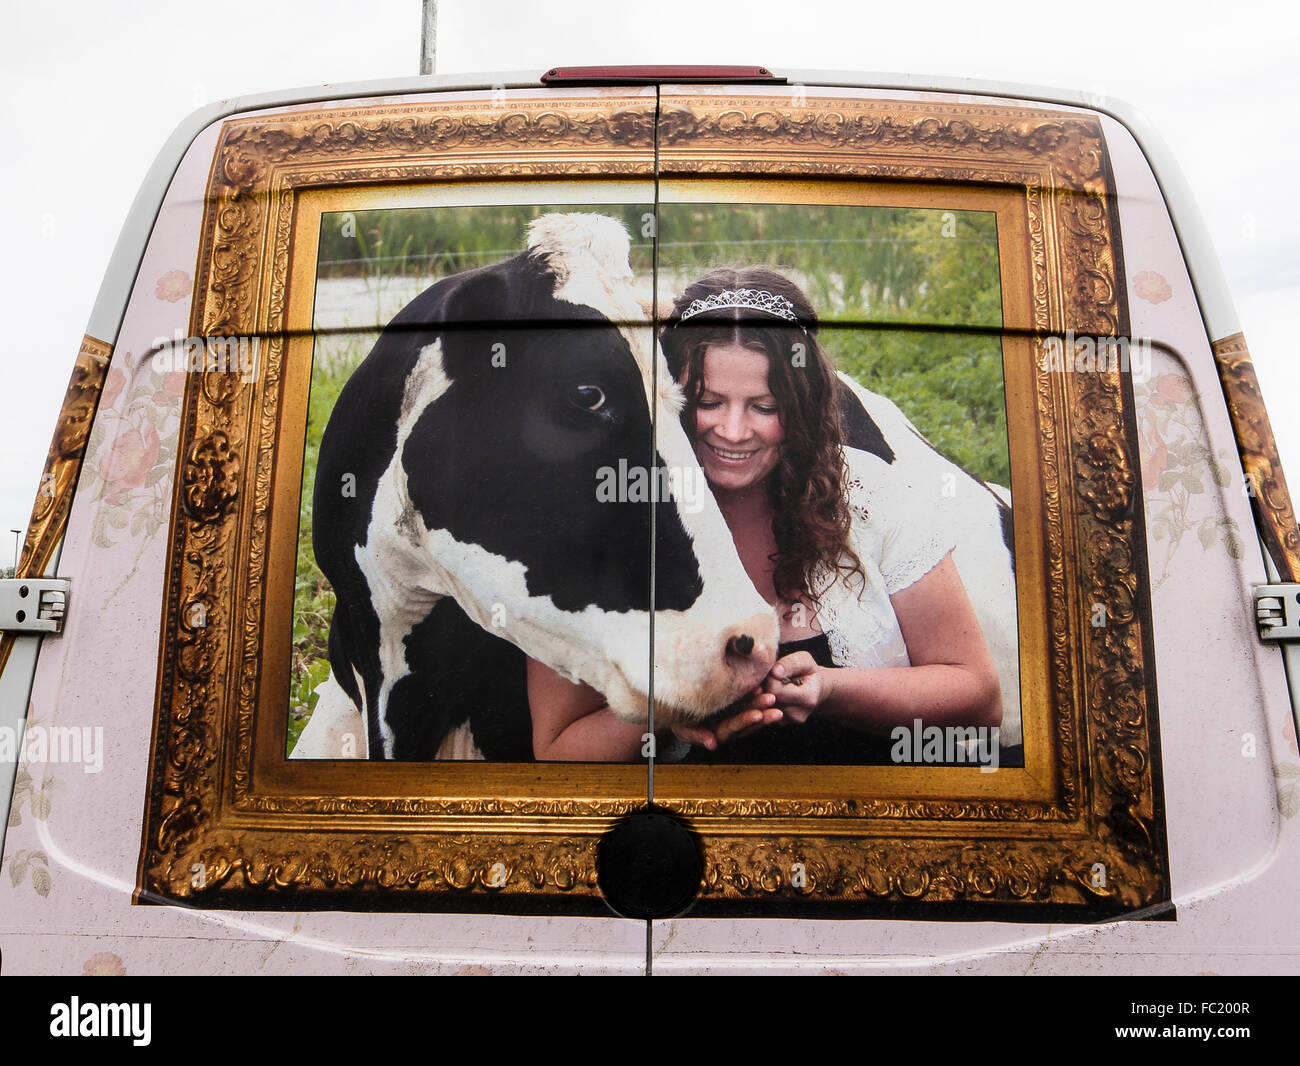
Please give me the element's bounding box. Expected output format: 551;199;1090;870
0;578;70;635
1254;583;1300;643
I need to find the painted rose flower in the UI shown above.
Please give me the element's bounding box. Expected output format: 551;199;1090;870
101;367;127;411
1153;372;1194;406
154;270;192;303
100;423;161;494
1133;270;1172;304
154;370;188;403
82;951;126;976
1139;424;1168;486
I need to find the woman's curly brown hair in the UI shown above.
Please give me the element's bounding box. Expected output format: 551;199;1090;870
661;267;865;607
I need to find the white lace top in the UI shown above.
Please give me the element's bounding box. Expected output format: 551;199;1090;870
810;447;957;669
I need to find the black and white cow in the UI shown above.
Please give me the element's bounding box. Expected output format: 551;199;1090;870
293;213;1021;760
295;214;778;760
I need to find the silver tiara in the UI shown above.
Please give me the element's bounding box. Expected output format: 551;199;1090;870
678;288;799;324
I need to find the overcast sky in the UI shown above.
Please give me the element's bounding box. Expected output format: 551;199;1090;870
1;0;1296;564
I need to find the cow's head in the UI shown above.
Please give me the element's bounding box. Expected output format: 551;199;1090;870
348;213;777;735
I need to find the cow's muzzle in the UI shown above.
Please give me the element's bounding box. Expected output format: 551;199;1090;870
648;608;778;724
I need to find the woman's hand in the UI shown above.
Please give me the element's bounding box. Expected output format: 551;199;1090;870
670;650;835;751
669;687;783;752
763;651;831;723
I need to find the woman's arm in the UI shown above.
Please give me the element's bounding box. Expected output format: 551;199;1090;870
769;553;1001;733
527;656;649;761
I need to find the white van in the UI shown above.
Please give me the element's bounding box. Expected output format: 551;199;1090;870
2;66;1298;975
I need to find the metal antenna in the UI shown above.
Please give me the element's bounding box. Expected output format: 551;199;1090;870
420;0;437;75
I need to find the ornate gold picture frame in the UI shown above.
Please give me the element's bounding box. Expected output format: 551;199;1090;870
137;90;1169;918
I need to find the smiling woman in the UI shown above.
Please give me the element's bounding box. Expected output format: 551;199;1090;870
646;268;1004;764
691;342;787;490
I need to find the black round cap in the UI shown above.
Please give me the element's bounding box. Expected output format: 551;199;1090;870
597;809;702;919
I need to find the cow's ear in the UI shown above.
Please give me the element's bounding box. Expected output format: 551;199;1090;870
837;377;895;464
433;265;522;381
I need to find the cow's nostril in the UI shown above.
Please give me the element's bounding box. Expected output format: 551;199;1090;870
728;634;755;657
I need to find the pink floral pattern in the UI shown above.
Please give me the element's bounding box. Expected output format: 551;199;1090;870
1153;372;1193;405
158;370;187;401
80;353;181;551
1139;424;1167;486
154;269;192;303
1135;370;1243;591
101;424;161;499
101;367;127;411
83;952;127;976
1133;270;1173;305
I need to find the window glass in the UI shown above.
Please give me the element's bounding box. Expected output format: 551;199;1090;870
288;199;657;762
652;195;1020;770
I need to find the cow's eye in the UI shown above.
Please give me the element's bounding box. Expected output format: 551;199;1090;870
571;385;606;411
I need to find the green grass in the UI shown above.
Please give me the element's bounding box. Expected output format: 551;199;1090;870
287;331;369;754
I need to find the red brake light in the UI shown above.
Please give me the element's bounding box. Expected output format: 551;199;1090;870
540;65;779;85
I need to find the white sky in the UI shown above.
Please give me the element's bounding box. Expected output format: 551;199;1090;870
1;0;1297;565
